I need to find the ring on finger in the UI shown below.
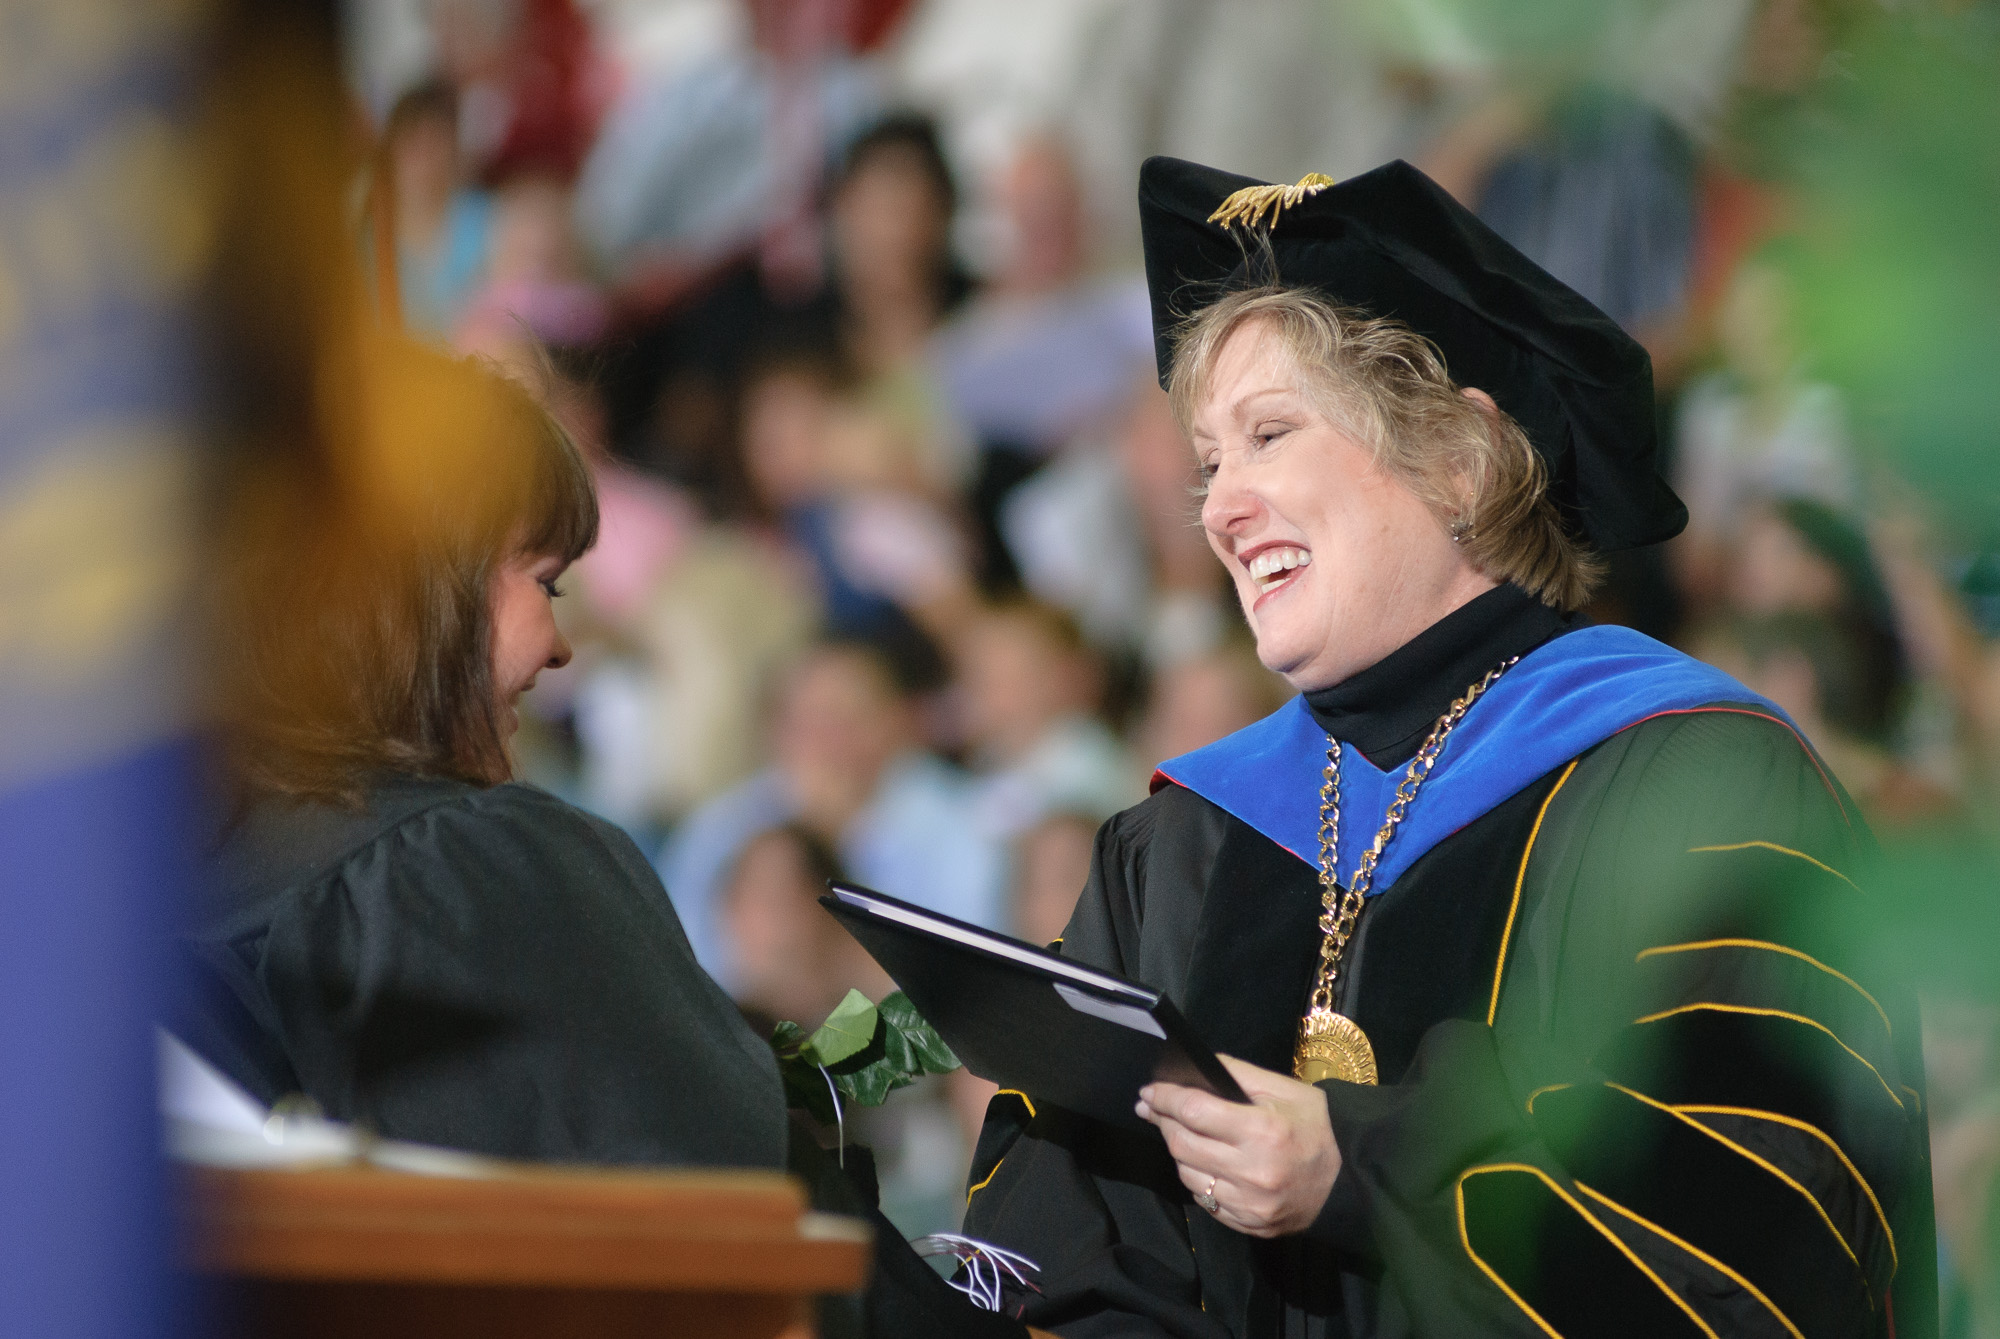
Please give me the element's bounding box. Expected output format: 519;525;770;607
1194;1175;1220;1216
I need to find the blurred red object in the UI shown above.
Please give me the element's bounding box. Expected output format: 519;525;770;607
1687;170;1787;338
744;0;918;55
844;0;918;51
439;0;605;186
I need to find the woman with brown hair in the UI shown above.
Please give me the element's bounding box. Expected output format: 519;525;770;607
181;336;1038;1338
180;337;788;1168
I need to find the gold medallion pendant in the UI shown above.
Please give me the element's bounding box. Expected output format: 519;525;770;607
1294;1007;1378;1085
1292;658;1518;1091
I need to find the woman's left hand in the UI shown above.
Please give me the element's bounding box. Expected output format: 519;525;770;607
1137;1054;1342;1238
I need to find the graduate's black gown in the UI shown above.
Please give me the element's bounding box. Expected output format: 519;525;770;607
179;774;1029;1339
180;775;791;1167
964;588;1936;1339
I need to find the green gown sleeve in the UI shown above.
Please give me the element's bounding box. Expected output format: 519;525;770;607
966;711;1933;1339
256;782;792;1169
1314;708;1934;1339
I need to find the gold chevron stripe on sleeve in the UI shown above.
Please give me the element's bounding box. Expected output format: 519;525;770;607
1488;760;1579;1026
1673;1102;1897;1272
1603;1084;1865;1283
1457;1162;1717;1339
1686;840;1861;893
1630;1002;1904;1110
1572;1181;1803;1339
1635;937;1890;1035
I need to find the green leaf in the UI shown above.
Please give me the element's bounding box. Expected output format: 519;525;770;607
807;989;879;1066
768;989;961;1130
777;1054;839;1125
877;991;960;1074
834;1058;911;1108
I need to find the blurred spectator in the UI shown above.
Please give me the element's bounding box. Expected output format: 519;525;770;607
1424;81;1698;352
1002;377;1229;665
739;341;977;687
432;0;604;185
893;0;1422;265
721;823;881;1032
594;110;970;533
455;172;609;351
827;114;977;494
1136;639;1292;774
1114;379;1236;665
573;524;816;829
1673;253;1857;611
377;80;494;339
831;114;969;373
996;439;1149;652
1690;498;1956;825
928;135;1155;584
1731;498;1892;630
958;600;1143;841
1011;810;1097;948
573;0;896;286
661;640;1005;985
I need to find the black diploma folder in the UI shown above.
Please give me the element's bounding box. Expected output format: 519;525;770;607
820;881;1247;1128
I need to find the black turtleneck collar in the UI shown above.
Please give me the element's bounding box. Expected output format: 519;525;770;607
1303;584;1575;769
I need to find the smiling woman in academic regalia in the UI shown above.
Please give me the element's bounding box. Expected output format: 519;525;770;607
961;159;1936;1338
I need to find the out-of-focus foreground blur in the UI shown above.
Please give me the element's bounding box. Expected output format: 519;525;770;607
2;0;1997;1332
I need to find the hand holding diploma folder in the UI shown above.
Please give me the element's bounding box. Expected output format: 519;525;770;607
820;882;1247;1129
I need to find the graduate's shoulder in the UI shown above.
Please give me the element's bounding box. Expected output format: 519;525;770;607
237;774;660;922
385;778;659;885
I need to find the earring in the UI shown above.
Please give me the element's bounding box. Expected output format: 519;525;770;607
1450;516;1475;544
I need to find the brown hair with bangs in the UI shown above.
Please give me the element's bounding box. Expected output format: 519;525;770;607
1168;286;1602;610
217;335;599;804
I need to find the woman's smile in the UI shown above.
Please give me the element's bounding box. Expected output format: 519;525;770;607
1239;541;1315;609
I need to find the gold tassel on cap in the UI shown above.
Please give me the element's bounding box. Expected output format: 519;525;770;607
1207;172;1335;231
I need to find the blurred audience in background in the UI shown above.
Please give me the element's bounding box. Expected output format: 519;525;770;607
957;601;1142;842
331;0;2000;1283
662;639;1003;987
375;80;494;338
1137;640;1292;775
1009;811;1098;949
1672;252;1857;609
721;823;885;1034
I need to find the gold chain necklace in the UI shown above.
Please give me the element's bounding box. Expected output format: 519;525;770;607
1293;656;1519;1085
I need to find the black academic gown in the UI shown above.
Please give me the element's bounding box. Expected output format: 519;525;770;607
179;773;1034;1339
178;774;790;1168
963;587;1936;1339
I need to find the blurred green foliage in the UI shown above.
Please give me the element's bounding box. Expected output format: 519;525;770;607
1861;833;2000;997
1778;7;2000;542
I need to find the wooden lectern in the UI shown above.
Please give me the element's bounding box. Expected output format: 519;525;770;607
181;1162;873;1339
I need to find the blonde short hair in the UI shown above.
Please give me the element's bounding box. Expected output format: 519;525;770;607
1167;286;1602;611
